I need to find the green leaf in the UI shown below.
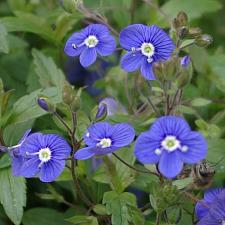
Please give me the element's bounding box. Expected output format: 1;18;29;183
93;204;107;215
179;39;195;49
209;54;225;93
103;191;141;225
161;0;222;21
0;23;9;54
22;208;70;225
207;139;225;169
11;87;61;124
32;49;65;98
0;168;26;225
0;13;57;44
0;155;11;169
191;98;211;107
172;177;193;190
66;215;98;225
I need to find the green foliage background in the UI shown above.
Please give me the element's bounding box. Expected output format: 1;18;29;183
0;0;225;224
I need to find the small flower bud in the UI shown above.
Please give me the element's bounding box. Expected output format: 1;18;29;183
196;34;213;47
177;11;188;27
95;103;107;121
70;96;80;112
37;97;55;113
180;55;191;68
62;83;75;105
188;27;202;38
59;0;77;13
178;26;188;39
153;62;164;82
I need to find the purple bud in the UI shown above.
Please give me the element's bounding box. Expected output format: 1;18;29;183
181;55;191;68
37;98;49;111
96;103;107;121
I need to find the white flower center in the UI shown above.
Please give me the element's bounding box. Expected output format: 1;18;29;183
97;138;111;148
141;42;155;57
39;148;51;162
84;35;99;48
161;135;181;152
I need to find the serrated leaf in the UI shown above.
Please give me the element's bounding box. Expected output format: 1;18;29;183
0;168;26;225
0;23;9;54
11;87;61;124
32;49;65;98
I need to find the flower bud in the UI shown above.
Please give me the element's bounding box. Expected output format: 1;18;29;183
153;62;164;82
188;27;202;38
95;103;107;121
178;26;188;39
180;55;191;68
176;70;190;88
37;97;55;113
177;11;188;27
70;96;80;112
196;34;213;47
59;0;77;13
62;83;75;105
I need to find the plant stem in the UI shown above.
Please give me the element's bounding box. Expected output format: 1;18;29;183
155;213;161;225
112;153;160;178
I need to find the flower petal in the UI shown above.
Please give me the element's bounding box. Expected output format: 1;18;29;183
96;35;116;56
134;131;161;164
11;155;25;176
40;160;65;182
74;147;95;160
148;25;175;61
42;134;71;159
150;116;191;141
84;122;112;146
19;157;40;178
140;61;156;80
84;24;110;37
179;131;207;164
121;52;143;73
79;47;97;67
195;200;210;220
204;188;224;203
110;123;135;147
158;151;183;178
64;32;86;56
119;24;148;50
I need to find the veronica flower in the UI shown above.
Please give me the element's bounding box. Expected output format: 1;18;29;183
64;24;116;67
197;190;225;225
119;24;175;80
134;116;207;178
181;55;191;68
17;133;71;182
195;188;225;220
74;122;135;160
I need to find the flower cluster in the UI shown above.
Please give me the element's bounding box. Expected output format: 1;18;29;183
195;188;225;225
64;23;175;80
10;131;71;182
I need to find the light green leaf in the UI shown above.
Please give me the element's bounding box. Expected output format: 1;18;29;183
0;23;9;54
103;191;141;225
32;49;65;98
22;208;70;225
209;54;225;93
66;215;98;225
93;204;107;215
179;39;195;49
0;168;26;225
0;13;57;44
161;0;222;21
0;155;11;169
11;87;61;124
172;177;193;190
191;98;211;107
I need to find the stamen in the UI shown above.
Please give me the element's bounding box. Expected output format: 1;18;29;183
97;138;112;148
72;43;77;49
38;148;51;163
26;151;39;157
154;148;162;155
161;135;181;152
147;57;153;63
180;145;189;152
84;35;99;48
86;132;90;137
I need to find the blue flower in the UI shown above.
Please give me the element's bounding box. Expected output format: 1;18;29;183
196;189;225;225
181;55;191;68
74;122;135;160
64;24;116;67
195;188;224;220
14;133;71;182
119;24;175;80
134;116;207;178
8;130;32;176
